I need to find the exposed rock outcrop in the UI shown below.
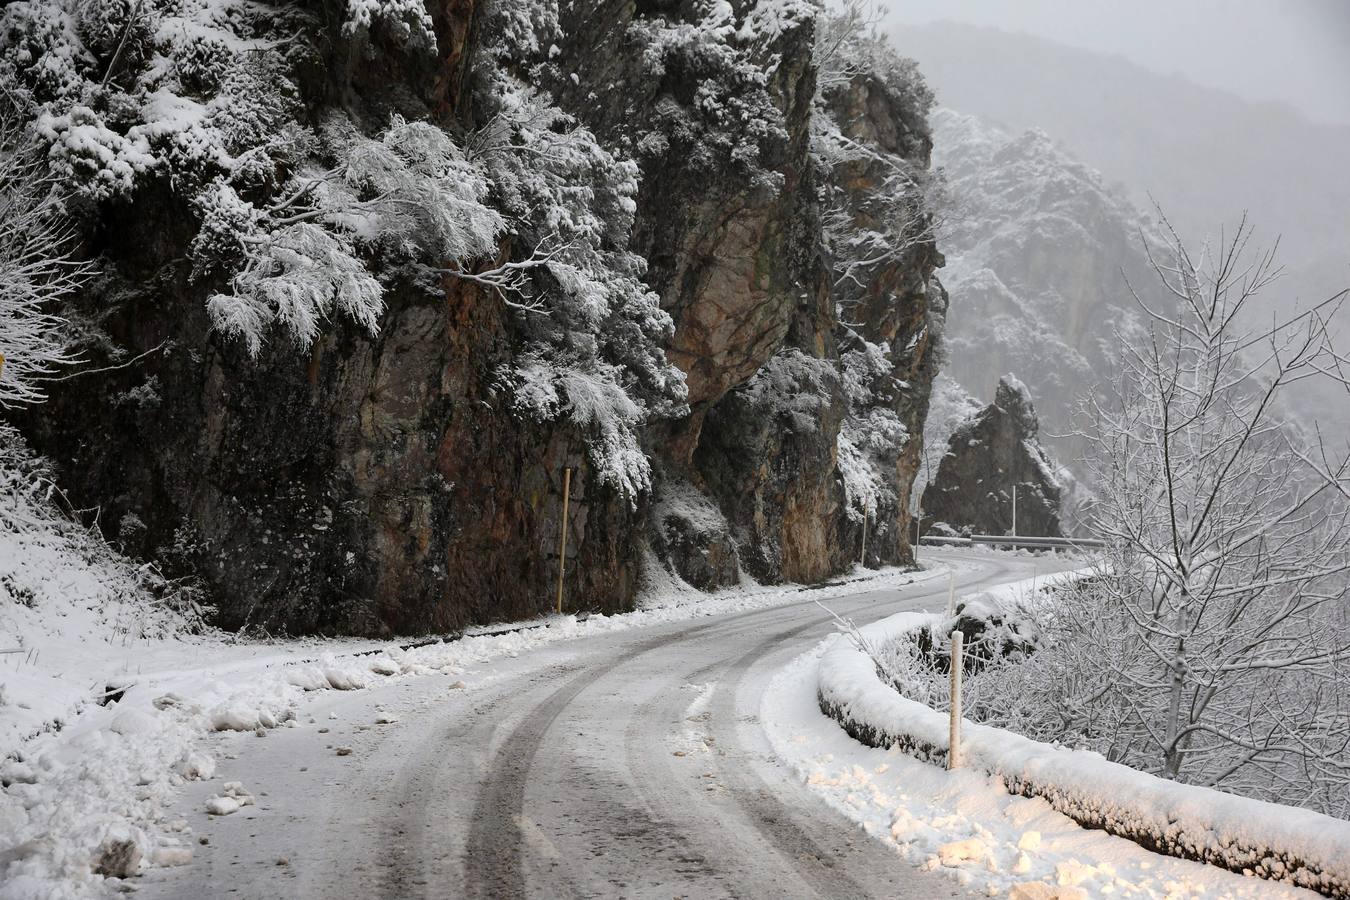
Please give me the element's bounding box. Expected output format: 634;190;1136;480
8;1;946;633
685;40;946;585
921;376;1065;538
819;67;947;573
648;474;739;592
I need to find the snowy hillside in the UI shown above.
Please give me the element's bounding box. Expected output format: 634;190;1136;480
0;425;210;751
931;108;1159;444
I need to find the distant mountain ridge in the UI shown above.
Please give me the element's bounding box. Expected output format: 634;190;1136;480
901;20;1350;444
892;21;1350;292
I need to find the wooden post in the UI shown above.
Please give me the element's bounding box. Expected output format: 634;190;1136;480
556;467;572;615
948;630;963;770
860;500;868;566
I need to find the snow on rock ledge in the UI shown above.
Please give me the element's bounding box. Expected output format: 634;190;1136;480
816;577;1350;898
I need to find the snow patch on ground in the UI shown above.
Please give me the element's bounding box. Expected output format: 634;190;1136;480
673;681;718;758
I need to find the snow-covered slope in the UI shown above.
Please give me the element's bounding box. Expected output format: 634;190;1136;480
0;424;211;752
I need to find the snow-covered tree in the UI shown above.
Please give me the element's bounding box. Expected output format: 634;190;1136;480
201;115;506;356
0;0;510;358
467;33;689;499
0;106;88;406
813;0;942;329
626;0;799;189
967;217;1350;815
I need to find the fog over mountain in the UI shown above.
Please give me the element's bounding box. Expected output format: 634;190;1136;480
897;20;1350;440
931;109;1154;435
891;22;1350;266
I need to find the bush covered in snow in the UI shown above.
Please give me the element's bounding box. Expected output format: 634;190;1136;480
626;0;800;188
868;583;1052;725
817;582;1350;897
470;69;689;498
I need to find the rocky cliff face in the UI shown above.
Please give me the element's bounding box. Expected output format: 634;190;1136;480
930;109;1161;456
5;0;944;634
660;30;947;587
921;377;1065;538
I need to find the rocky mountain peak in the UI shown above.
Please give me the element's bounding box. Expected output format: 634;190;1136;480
993;374;1038;435
921;375;1065;538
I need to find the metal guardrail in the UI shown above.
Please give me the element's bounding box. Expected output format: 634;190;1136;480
917;535;974;547
919;534;1107;551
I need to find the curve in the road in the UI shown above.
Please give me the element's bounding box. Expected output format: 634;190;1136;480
462;623;725;899
460;552;1021;899
138;550;1035;900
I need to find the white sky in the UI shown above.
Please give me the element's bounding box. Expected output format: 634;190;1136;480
883;0;1350;126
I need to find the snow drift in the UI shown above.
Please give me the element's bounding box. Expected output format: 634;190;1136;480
816;576;1350;898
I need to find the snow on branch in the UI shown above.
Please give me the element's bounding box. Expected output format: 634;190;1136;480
0;108;90;406
1037;213;1350;815
469;75;688;499
341;0;436;48
203;115;505;356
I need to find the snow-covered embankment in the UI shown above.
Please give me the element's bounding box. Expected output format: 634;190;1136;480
815;575;1350;899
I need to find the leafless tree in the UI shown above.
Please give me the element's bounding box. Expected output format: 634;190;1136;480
895;218;1350;815
1049;215;1350;811
0;109;89;406
814;0;883;96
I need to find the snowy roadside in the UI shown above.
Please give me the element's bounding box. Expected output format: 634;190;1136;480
762;578;1332;900
0;554;958;899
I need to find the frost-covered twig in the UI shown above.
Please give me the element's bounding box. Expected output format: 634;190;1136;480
434;235;575;311
995;213;1350;814
0;108;91;406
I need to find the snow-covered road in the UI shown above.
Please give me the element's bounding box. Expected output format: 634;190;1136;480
137;550;1048;899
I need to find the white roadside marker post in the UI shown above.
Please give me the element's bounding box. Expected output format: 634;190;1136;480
946;571;956;616
948;630;963;771
556;467;572;616
1011;482;1018;537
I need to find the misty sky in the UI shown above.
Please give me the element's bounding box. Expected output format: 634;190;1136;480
883;0;1350;126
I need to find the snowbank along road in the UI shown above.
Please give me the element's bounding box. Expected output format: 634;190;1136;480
140;550;1056;899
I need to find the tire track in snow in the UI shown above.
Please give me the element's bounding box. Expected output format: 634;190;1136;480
463;622;725;899
464;554;1019;899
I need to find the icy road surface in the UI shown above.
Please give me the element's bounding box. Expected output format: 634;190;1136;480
140;551;1052;899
